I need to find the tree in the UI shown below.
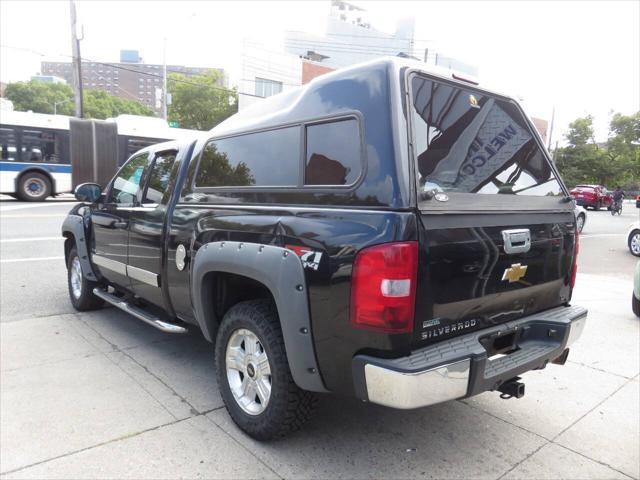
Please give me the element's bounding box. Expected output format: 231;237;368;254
606;112;640;186
555;112;639;189
565;115;597;146
4;81;75;115
168;70;237;130
83;89;153;119
4;80;153;119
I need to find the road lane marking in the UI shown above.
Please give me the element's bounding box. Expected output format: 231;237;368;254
0;237;64;243
581;233;626;238
0;256;65;263
0;214;67;218
0;202;76;212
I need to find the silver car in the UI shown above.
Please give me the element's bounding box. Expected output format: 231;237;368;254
628;221;640;257
575;205;587;233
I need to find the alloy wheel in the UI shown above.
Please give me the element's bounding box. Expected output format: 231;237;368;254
225;328;272;415
631;232;640;256
70;256;83;299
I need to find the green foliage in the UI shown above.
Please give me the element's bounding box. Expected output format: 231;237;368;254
168;70;237;130
555;112;639;190
82;89;153;119
4;81;75;115
3;80;153;119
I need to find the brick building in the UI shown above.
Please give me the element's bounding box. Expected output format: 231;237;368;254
41;51;225;116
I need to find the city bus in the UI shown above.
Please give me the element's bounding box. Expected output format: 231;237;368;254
0;111;72;201
0;111;200;201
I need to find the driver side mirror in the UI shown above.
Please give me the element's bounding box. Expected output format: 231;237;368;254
74;183;102;203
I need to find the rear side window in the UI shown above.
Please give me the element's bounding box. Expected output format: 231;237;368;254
143;150;177;204
196;127;299;187
411;76;562;196
305;119;361;186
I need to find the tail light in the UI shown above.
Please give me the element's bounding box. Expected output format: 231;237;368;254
350;241;418;333
570;229;579;289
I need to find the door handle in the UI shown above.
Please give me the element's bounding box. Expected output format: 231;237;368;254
113;221;128;229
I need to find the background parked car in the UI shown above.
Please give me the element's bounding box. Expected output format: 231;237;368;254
570;185;613;210
628;221;640;257
636;195;640;209
575;205;587;233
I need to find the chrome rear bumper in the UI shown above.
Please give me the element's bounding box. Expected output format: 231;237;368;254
353;305;587;409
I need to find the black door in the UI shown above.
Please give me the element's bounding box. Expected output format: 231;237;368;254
127;149;178;308
91;152;149;289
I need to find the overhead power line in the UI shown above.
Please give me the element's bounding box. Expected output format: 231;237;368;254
285;37;415;51
287;30;433;43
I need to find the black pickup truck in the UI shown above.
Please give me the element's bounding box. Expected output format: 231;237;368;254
62;58;586;440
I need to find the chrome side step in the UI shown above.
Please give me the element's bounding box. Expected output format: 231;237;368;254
93;288;188;334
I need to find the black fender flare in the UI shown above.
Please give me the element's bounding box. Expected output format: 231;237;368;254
191;241;327;393
61;213;98;281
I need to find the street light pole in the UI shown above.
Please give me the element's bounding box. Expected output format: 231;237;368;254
69;0;84;118
163;37;168;120
547;106;556;151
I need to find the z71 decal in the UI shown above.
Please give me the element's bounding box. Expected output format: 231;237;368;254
285;245;323;271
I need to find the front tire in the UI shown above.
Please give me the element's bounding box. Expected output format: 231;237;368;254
17;172;51;202
215;299;316;440
576;214;585;233
633;293;640;318
629;230;640;257
67;246;104;311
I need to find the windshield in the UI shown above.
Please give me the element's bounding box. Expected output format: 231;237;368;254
410;75;562;197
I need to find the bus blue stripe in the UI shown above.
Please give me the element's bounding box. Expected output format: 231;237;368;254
0;162;72;174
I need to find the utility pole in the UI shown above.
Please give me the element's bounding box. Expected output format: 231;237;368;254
424;48;429;63
69;0;83;118
547;106;555;151
163;37;168;120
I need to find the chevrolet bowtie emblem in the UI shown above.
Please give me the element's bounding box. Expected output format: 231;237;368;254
502;263;528;283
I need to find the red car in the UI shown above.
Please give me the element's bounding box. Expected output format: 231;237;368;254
570;185;613;210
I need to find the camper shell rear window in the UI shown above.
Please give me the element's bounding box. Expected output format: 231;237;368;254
410;75;563;199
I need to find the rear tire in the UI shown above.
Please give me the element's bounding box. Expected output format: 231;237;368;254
67;246;104;311
17;172;51;202
594;201;601;211
215;299;317;440
633;293;640;318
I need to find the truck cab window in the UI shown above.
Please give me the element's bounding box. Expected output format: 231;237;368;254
143;150;177;205
108;153;148;205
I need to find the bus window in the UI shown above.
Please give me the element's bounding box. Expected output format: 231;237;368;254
21;129;62;163
0;128;18;161
127;137;162;158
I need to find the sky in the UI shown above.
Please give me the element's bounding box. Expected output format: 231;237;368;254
1;0;638;145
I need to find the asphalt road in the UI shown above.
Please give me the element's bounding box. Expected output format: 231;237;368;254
1;196;638;479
